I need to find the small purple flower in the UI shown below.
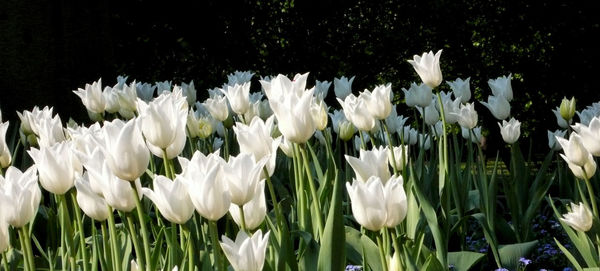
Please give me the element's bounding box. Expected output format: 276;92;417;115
345;265;362;271
519;257;532;265
495;268;509;271
563;268;573;271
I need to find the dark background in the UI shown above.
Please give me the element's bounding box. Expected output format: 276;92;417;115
1;0;599;156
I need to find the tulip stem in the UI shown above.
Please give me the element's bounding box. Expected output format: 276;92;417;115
59;194;76;271
238;205;248;233
182;225;195;271
2;251;9;271
106;207;120;271
223;127;230;161
126;213;145;270
359;131;366;150
376;234;389;271
299;144;324;240
19;226;35;271
583;174;599;217
264;168;283;227
383;122;399;176
91;220;104;271
70;191;90;271
130;182;152;271
390;231;404;271
208;221;224;271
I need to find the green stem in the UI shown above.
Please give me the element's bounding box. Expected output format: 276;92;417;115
100;221;110;271
209;221;224;271
383;121;399;176
583;176;599;218
60;194;76;271
91;220;102;271
106;207;120;271
238;205;248;233
182;225;195;271
223;127;230;161
2;251;9;271
126;213;145;270
130;182;151;271
359;131;366;149
70;191;89;271
390;231;404;271
376;234;389;271
299;144;324;239
264;168;283;228
19;226;35;271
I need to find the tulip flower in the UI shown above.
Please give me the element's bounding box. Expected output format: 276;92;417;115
227;70;255;86
572;117;600;156
453;102;478;129
180;80;197;105
498;118;521;144
384;106;408;133
408;50;443;88
334;76;355;99
0;166;41;228
560;97;576;122
184;163;230;221
155;80;172;94
346;175;407;231
220;230;270;271
36;114;67;148
229;181;266;230
74;172;109;221
552;107;570;129
402;82;433;108
0;221;8;253
314;80;331;101
556;133;596;179
279;137;294;157
187;109;214;139
100;118;150;181
73;79;105;114
222;153;268;206
233;116;281;176
311;99;329;131
417;100;440;126
203;95;230;122
28;141;82;195
363;83;393;120
135;82;156;102
221;82;251;115
447;77;471;103
436;92;461;124
269;86;316;143
577;105;600;126
137;89;188;155
261;73;308;103
399;126;418;145
488;74;513;102
103;86;121;114
345;145;391;183
89;161;142;212
116;81;139;119
560;202;593;232
17;106;53;136
388;252;401;271
547;130;566;150
0;121;10;168
338;94;376;132
389;145;409;171
481;95;510;120
178;150;226;180
143;175;194;224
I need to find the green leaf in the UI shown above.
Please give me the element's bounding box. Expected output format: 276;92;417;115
447;251;485;271
555;238;584;271
498;240;538;270
318;156;345;271
420;254;445;271
344;226;382;271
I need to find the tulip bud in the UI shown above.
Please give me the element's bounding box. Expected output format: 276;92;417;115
0;166;41;228
388;145;409;171
339;121;356;142
498;118;521;144
407;50;443;88
560;202;593;232
0;121;11;168
220;230;270;271
334;76;355;100
560;97;576;122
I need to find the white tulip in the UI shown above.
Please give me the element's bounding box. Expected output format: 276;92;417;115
548;130;567;150
447;77;471;103
220;230;270;271
488;74;513;101
270;86;316;143
137;89;188;152
184;163;230;221
135;82;156;102
233;116;281;176
90;162;142;212
498;118;521;144
223;153;268;206
227;70;254;86
73;79;105;114
36;114;67;148
28;141;82;195
417;100;440;126
180;81;197;105
407;50;443;88
0;166;41;228
363;83;393;120
399;126;418;145
552;107;570;128
338;94;376;132
75;172;109;221
203;95;230;122
229;181;266;230
461;127;482;144
561;202;593;232
314;80;331;101
572;117;600;156
333;76;355;100
0;121;11;168
402;82;432;108
221;82;251;115
481;95;510;120
345;145;390;183
453;103;478;129
556;133;597;179
388;145;409;172
101;118;150;181
143;175;194;224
